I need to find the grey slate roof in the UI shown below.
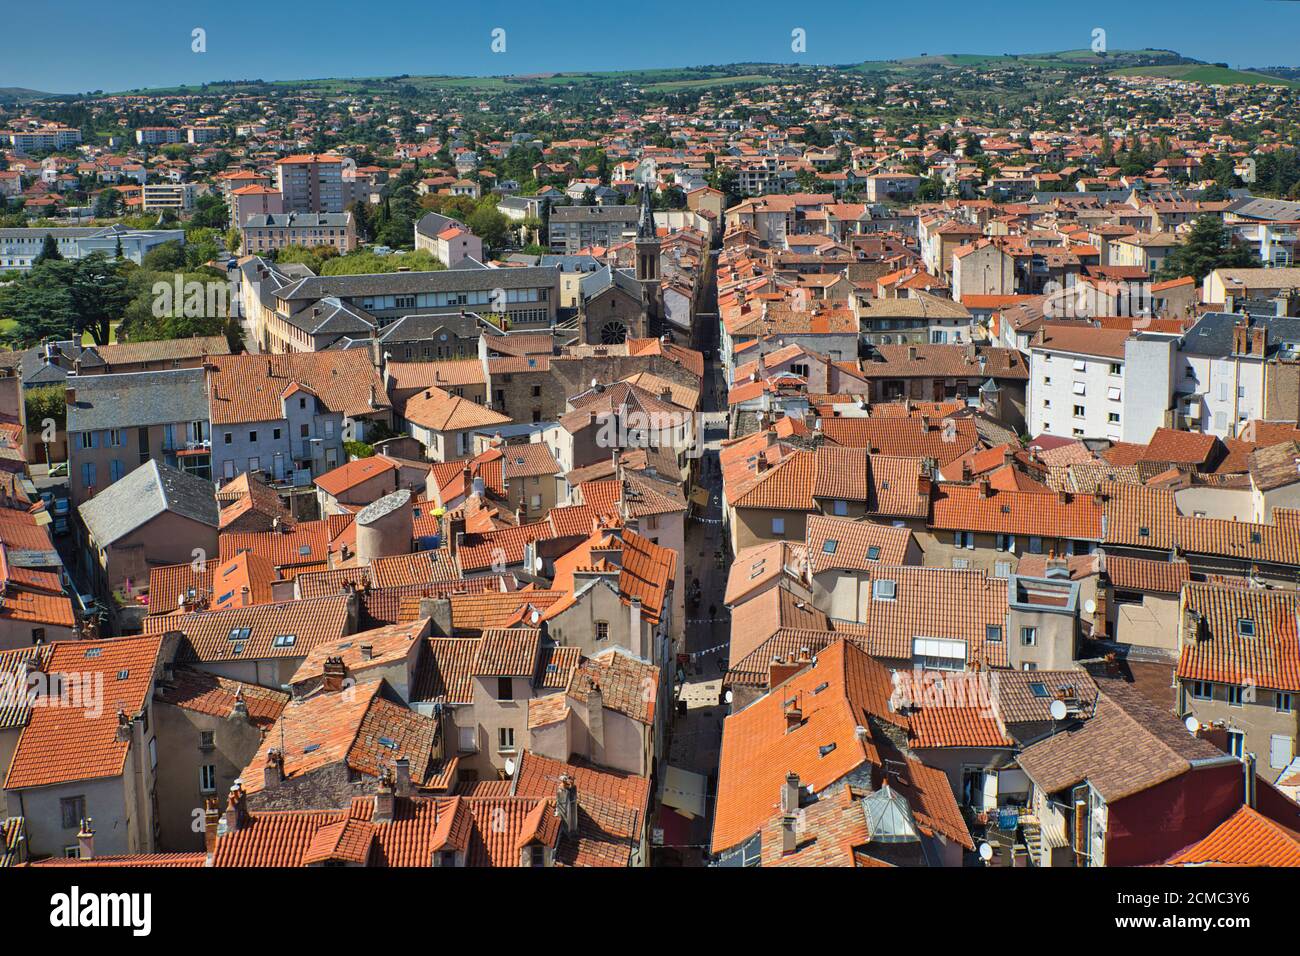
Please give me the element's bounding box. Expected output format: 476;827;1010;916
1180;311;1300;359
1225;196;1300;222
580;264;644;301
66;368;210;433
78;459;219;546
273;262;559;301
549;205;639;224
242;212;352;228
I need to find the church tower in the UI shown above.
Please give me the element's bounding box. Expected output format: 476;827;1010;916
635;187;662;335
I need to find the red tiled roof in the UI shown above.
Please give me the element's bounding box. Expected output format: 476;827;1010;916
5;635;165;791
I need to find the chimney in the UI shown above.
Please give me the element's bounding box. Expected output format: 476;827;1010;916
76;818;95;861
263;748;284;789
586;678;605;765
769;652;811;688
394;756;412;797
977;477;991;497
556;773;579;836
784;699;803;732
960;460;973;482
374;766;396;823
781;771;800;814
322;656;346;693
202;799;220;857
230;686;250;722
1182;609;1204;646
223;782;248;833
360;643;374;661
1244;752;1257;809
114;709;132;742
781;813;798;855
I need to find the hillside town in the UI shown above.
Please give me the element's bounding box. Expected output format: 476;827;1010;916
1;43;1300;881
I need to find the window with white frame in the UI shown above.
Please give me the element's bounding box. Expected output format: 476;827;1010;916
912;637;967;671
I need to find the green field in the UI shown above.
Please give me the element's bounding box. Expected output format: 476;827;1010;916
1110;64;1299;87
112;67;784;98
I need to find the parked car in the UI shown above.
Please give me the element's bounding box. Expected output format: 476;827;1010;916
48;462;68;478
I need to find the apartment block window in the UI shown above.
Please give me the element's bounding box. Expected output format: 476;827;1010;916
1190;680;1212;700
1108;413;1120;424
1072;382;1086;396
996;534;1016;552
595;621;609;641
498;727;516;752
1107;386;1121;401
200;764;217;793
60;796;86;830
496;677;513;702
954;531;975;549
1072;360;1087;372
1020;626;1038;647
1073;405;1086;418
986;625;1003;643
1109;363;1122;375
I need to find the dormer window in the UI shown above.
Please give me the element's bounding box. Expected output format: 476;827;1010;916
873;579;896;600
1237;618;1256;638
822;539;838;555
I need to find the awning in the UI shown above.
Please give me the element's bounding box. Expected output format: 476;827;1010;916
659;764;708;820
688;486;710;509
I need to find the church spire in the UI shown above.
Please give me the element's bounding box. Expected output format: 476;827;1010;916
637;185;655;239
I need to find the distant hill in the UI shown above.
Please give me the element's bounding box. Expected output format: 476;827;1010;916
0;87;59;103
1108;63;1300;87
854;48;1194;73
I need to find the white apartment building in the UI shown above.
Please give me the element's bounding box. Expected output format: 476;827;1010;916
141;182;197;213
1174;312;1295;437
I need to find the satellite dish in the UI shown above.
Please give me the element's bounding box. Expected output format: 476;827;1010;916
534;556;544;573
723;690;733;705
1185;715;1200;735
1084;599;1096;615
504;757;516;776
1049;699;1068;721
529;609;540;624
978;842;994;862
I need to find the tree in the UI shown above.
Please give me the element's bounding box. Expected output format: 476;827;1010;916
141;241;186;271
33;233;62;266
466;205;510;251
63;254;131;345
189;193;229;230
1157;215;1261;283
93;188;122;219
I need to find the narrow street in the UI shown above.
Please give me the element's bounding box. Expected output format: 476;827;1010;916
663;316;729;864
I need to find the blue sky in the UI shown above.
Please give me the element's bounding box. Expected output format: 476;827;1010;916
5;0;1300;93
